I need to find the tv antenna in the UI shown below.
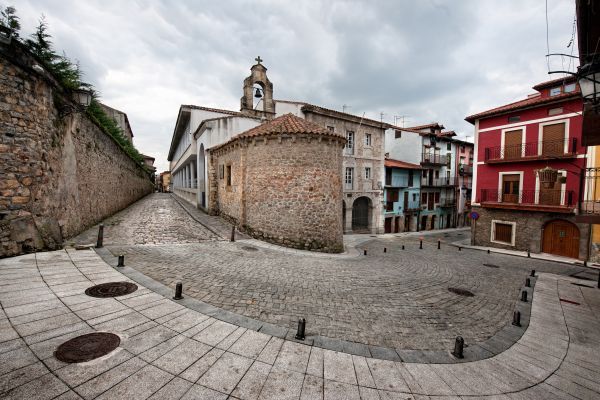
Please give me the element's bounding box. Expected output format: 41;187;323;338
393;115;409;127
342;104;351;113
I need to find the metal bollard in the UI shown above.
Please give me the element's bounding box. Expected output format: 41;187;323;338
458;246;462;251
452;336;464;359
527;249;531;258
437;240;441;250
230;226;235;242
525;278;530;287
530;269;536;277
512;311;521;327
96;224;104;248
521;290;528;302
487;249;490;254
402;245;405;250
364;249;367;256
117;255;124;268
419;240;423;249
384;247;387;253
583;260;587;267
173;282;183;300
295;318;306;340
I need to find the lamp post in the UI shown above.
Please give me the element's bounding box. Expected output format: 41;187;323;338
578;62;600;110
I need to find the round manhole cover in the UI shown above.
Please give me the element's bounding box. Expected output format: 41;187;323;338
241;246;258;251
448;287;475;297
85;282;138;298
54;332;120;363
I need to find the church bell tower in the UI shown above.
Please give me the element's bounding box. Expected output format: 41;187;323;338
240;56;275;119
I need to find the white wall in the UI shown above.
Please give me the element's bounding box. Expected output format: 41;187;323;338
275;101;305;118
384;128;422;164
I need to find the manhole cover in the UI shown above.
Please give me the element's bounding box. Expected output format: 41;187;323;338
85;282;138;298
483;263;500;268
241;246;258;251
448;287;475;297
54;332;120;363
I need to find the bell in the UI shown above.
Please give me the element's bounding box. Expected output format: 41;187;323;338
254;88;262;98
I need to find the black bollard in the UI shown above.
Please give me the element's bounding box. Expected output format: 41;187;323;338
230;226;235;242
452;336;464;359
487;249;490;254
384;247;387;253
295;318;306;340
96;224;104;248
458;246;462;251
525;278;531;288
437;240;441;250
419;240;423;250
173;282;183;300
117;255;124;268
402;245;405;250
512;311;521;327
583;260;587;267
598;271;600;289
364;249;367;256
521;290;528;302
527;249;531;258
530;269;536;277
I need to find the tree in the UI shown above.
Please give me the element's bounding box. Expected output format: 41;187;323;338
0;5;20;37
25;15;57;64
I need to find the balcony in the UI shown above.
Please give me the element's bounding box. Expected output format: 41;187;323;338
385;176;410;187
421;176;457;187
403;200;421;212
459;164;473;175
439;198;456;207
483;138;577;163
577;168;600;223
480;189;576;213
421;153;448;165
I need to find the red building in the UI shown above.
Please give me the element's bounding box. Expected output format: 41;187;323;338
466;77;588;259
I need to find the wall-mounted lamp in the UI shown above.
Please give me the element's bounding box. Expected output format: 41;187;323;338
58;88;93;118
579;61;600;109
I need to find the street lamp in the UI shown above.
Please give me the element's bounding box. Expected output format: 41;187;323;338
72;88;93;108
578;62;600;108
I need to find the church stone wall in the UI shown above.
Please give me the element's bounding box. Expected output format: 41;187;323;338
210;134;345;252
0;41;153;257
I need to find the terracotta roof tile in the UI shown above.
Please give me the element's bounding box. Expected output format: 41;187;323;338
384;159;422;169
406;122;445;130
238;113;342;139
182;104;241;116
532;75;577;90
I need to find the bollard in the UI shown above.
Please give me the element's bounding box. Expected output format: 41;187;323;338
295;318;306;340
525;278;530;288
230;226;235;242
598;271;600;289
437;240;441;250
583;260;587;267
384;247;387;253
521;290;528;302
527;249;531;258
173;282;183;300
402;245;405;250
458;246;462;251
96;224;104;248
419;240;423;250
452;336;464;359
117;255;124;268
364;249;367;256
487;249;490;254
512;311;521;327
530;269;536;277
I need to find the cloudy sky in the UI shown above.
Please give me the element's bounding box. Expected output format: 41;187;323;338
15;0;578;172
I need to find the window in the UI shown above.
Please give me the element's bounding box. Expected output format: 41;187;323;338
564;83;576;93
345;167;353;189
421;192;427;204
434;192;440;203
219;165;224;179
492;221;515;245
508;115;520;123
422;170;427;178
435;170;439;179
345;131;354;154
548;107;563;116
460;145;465;152
226;165;232;186
412;193;417;202
327;126;335;133
365;167;371;179
395;130;402;138
550;86;562;96
447;143;451;151
408;170;413;187
365;133;372;146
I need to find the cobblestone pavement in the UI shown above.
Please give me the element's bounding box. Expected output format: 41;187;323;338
109;233;589;351
1;249;599;399
67;193;219;246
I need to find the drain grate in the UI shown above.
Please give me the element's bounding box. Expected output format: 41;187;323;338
54;332;120;363
241;246;258;252
85;282;138;298
571;283;594;288
483;263;500;269
448;287;475;297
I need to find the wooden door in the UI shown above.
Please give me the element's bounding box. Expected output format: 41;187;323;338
542;220;580;258
427;193;434;210
394;216;400;233
539;178;562;206
384;218;392;234
504;130;522;159
542;123;565;156
502;174;520;203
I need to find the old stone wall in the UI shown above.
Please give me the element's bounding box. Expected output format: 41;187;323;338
471;206;590;259
210;134;345;252
0;41;153;257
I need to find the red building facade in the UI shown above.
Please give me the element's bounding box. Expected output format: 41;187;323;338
467;77;589;259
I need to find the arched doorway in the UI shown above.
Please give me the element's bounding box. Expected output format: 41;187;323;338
430;215;437;230
542;220;580;259
352;197;371;232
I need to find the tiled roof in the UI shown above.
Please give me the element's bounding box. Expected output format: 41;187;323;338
238;113;341;139
465;90;581;123
406;122;445;130
182;104;241;116
532;76;577;91
438;131;456;137
275;99;389;128
384;159;422;169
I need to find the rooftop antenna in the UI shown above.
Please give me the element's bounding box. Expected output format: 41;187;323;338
342;104;351;113
380;112;386;123
394;115;409;127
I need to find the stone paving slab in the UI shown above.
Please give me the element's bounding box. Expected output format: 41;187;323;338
0;248;600;400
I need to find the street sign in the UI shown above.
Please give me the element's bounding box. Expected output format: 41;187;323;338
470;211;479;220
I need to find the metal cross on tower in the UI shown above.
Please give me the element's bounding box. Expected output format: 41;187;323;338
255;56;263;64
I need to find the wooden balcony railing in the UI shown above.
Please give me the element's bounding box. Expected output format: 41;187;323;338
484;138;577;163
480;189;575;211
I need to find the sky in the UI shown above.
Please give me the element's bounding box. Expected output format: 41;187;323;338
13;0;579;173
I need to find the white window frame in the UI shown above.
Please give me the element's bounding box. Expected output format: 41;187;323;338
497;171;524;203
365;167;371;179
365;133;372;147
534;169;567;205
490;220;517;246
500;126;526;159
538;119;569;155
345;167;354;190
345;131;354;154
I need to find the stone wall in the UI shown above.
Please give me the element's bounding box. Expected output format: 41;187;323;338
210;134;345;252
0;41;153;257
471;206;590;260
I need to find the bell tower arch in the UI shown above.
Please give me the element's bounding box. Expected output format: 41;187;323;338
240;56;275;119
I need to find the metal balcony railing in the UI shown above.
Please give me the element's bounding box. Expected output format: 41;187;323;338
459;164;473;174
581;168;600;215
421;176;457;187
439;198;456;207
385;176;409;187
484;138;577;162
480;189;575;207
421;153;448;165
